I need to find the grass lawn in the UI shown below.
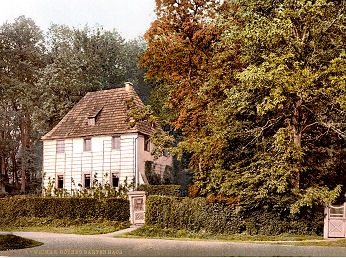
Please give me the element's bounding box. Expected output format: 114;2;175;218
0;217;130;235
123;225;346;247
0;234;43;251
1;219;345;248
264;238;346;247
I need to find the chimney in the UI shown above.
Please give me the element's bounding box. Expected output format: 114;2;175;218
125;82;133;92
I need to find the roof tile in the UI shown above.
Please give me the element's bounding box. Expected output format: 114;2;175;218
42;86;154;140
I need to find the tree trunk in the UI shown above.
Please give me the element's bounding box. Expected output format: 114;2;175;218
19;112;31;194
0;130;6;193
292;127;302;189
1;156;6;194
11;151;18;188
292;100;304;189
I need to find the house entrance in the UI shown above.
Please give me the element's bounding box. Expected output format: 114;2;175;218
324;203;346;238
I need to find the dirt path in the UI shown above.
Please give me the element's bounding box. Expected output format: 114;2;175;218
1;230;346;257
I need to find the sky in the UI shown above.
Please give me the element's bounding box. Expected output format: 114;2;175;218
0;0;157;40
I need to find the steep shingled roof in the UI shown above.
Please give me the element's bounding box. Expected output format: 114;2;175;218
42;84;154;140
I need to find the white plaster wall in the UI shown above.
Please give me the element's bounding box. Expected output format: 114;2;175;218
43;134;137;194
43;132;173;195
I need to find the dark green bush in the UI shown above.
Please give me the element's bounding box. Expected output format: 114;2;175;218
145;196;323;236
137;184;181;196
144;161;161;185
145;196;243;234
0;197;129;221
0;234;43;250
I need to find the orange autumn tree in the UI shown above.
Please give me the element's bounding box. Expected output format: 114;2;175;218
140;0;241;174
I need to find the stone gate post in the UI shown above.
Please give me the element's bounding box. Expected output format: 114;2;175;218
127;191;146;225
323;206;329;239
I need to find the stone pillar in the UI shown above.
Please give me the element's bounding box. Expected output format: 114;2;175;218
323;206;329;239
127;191;146;226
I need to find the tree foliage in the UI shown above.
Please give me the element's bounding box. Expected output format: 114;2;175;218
141;0;242;174
0;16;46;194
142;0;346;214
36;26;151;133
213;0;346;211
141;0;235;128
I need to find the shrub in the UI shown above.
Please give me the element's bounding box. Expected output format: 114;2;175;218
162;165;174;184
0;197;129;221
44;176;134;199
145;196;243;234
0;234;43;250
144;161;161;185
145;196;324;236
137;184;180;196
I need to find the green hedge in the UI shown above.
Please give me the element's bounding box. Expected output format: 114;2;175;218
145;196;243;234
145;196;324;236
137;184;181;196
0;197;129;221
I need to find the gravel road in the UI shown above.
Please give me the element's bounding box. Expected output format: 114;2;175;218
1;229;346;257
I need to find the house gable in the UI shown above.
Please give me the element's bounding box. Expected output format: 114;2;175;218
42;83;154;140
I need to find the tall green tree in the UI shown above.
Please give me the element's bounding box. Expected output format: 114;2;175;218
123;38;152;104
198;0;346;211
37;25;152;133
36;25;125;132
0;16;46;193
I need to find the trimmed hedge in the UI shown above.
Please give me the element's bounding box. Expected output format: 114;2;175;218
146;196;243;234
145;196;324;236
0;197;129;221
137;184;181;196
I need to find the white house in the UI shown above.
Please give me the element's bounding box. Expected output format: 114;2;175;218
42;82;172;194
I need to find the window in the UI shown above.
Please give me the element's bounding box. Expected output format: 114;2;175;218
87;106;103;126
112;136;120;150
56;140;65;153
88;117;95;126
84;174;91;188
112;173;119;187
84;138;91;151
57;175;64;189
144;135;150;152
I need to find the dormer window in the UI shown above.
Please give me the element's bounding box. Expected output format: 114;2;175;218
87;106;103;126
88;117;95;126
